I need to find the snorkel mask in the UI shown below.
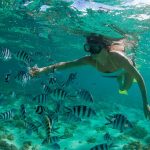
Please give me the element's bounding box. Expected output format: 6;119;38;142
84;34;107;54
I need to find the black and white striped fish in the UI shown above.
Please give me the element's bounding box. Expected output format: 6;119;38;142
104;132;112;144
15;71;31;85
15;50;32;66
33;94;48;105
0;109;16;121
0;48;11;61
41;115;52;145
77;89;94;103
65;105;96;119
50;88;72;101
48;77;59;88
105;114;133;132
62;73;77;87
63;112;81;123
5;72;11;83
42;84;52;94
35;105;49;115
26;120;41;135
32;94;48;104
90;143;111;150
49;136;60;144
20;104;27;122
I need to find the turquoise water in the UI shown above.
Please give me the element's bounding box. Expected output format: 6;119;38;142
0;0;150;149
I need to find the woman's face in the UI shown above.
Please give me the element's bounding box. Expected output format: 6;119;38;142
84;35;106;54
84;42;103;54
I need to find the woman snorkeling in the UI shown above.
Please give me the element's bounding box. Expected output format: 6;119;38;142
29;25;150;119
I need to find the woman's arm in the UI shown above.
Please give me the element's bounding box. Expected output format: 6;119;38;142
110;51;150;119
29;56;94;76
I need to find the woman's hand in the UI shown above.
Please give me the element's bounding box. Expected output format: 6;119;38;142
29;66;44;77
29;65;55;77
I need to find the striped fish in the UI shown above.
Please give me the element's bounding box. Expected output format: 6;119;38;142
32;94;48;104
63;112;81;123
41;115;52;145
90;143;110;150
42;84;52;94
0;109;16;121
62;73;77;87
48;77;59;88
65;105;96;119
0;48;11;61
26;121;41;135
105;114;133;132
49;136;60;144
15;71;31;85
5;72;11;83
50;88;71;101
35;105;48;115
104;132;112;144
20;104;27;121
77;89;94;103
15;50;32;65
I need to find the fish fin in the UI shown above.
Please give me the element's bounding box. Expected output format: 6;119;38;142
42;137;50;145
118;90;128;95
51;127;60;134
110;143;118;148
105;122;111;125
105;116;112;122
64;106;71;113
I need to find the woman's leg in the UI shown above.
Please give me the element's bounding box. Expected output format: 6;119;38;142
117;72;134;91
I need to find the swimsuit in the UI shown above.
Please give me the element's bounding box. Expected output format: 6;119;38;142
100;69;125;78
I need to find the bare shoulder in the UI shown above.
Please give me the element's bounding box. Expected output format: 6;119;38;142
109;51;130;61
109;51;133;67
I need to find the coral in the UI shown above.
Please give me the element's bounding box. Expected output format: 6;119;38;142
0;133;14;141
14;120;26;129
127;125;148;139
144;136;150;146
20;141;32;150
95;125;106;133
31;145;39;150
0;125;6;132
86;137;96;143
116;134;129;141
143;146;150;150
61;128;73;139
0;134;7;140
123;141;143;150
69;124;77;131
7;134;14;141
0;140;18;150
10;144;18;150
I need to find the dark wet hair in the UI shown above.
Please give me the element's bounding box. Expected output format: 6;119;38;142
84;33;109;54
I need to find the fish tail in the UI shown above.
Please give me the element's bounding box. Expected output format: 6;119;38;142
42;137;50;145
105;117;112;125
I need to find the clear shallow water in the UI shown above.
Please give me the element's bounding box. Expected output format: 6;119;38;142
0;0;150;150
